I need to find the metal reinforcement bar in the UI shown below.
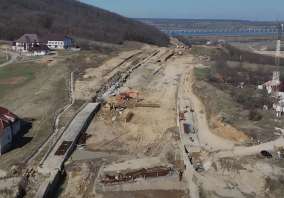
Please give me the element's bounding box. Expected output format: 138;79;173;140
101;166;173;184
135;103;161;108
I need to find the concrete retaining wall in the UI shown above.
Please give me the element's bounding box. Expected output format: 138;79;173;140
35;103;101;198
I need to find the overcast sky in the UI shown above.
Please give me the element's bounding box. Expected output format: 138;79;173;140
80;0;284;21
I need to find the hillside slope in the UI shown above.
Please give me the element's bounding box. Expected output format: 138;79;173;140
0;0;169;46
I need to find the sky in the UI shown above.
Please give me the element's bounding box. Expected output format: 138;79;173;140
80;0;284;21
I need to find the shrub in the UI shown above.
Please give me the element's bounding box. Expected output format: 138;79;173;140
248;109;262;121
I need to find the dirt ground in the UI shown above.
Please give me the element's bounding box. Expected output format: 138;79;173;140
180;57;284;198
57;42;192;197
85;47;191;156
98;190;188;198
37;40;284;198
197;155;284;198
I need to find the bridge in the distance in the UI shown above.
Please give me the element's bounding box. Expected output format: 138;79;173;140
162;28;279;36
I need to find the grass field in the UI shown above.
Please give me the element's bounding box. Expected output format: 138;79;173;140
0;59;70;169
0;51;8;65
0;41;139;171
193;62;284;143
0;63;42;97
194;67;210;81
0;46;122;170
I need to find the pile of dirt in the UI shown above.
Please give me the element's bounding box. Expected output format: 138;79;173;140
210;116;249;142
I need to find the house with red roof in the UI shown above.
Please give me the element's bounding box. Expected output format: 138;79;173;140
0;107;21;155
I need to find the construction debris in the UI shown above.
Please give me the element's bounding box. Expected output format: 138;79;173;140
55;141;72;156
179;112;185;121
274;146;284;159
125;112;134;123
260;150;273;158
100;166;173;184
78;133;91;145
183;123;193;134
105;90;140;110
135;103;160;108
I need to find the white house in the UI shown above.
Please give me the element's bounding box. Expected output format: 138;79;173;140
273;100;284;117
12;34;41;52
47;40;65;49
259;71;284;117
27;44;50;56
45;34;74;50
258;71;281;94
0;107;21;155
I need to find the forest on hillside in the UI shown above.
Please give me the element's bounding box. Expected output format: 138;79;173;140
0;0;169;46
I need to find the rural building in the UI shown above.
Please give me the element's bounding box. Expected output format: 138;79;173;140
258;71;284;117
12;33;75;55
27;44;50;56
12;34;41;52
258;71;281;94
45;34;74;49
274;91;284;117
0;107;21;155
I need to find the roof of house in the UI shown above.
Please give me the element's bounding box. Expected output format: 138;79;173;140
264;80;281;87
0;107;18;132
16;34;40;43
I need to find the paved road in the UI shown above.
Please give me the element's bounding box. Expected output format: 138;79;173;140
0;50;19;67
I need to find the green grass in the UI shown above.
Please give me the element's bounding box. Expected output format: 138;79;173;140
194;67;210;81
0;60;70;170
0;62;43;97
0;52;8;65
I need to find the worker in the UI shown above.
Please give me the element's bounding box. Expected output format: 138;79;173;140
179;170;183;181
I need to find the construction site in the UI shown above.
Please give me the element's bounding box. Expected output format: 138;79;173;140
0;33;284;198
2;0;284;197
56;36;284;198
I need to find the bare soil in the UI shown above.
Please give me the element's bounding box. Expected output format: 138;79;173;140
58;43;192;197
98;190;188;198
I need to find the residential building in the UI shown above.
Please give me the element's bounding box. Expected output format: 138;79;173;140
258;71;281;94
12;33;75;55
45;34;74;49
0;107;21;155
27;44;50;56
12;34;41;52
258;71;284;117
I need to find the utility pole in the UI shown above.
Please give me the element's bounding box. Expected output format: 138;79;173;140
275;24;283;66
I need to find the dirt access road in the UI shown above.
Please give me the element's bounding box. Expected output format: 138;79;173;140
178;62;284;198
0;50;18;67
